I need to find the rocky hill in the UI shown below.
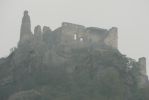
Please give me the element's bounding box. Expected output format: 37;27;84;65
0;10;148;100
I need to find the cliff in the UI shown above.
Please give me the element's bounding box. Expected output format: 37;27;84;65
0;10;148;100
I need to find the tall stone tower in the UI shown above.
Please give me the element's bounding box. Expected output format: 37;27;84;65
19;10;33;45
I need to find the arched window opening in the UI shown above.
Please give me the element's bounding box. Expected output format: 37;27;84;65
80;37;83;42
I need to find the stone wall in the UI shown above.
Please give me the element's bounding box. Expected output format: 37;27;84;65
138;57;146;75
60;22;118;49
137;57;148;88
87;27;108;45
18;11;119;50
61;22;86;44
34;25;42;41
104;27;118;49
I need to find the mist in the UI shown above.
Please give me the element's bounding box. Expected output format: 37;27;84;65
0;0;149;75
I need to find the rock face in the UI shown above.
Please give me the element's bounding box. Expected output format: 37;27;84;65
0;11;148;100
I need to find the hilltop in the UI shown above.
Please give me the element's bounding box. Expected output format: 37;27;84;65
0;10;148;100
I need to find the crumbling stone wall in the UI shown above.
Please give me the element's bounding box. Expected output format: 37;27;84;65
137;57;148;88
86;27;108;45
104;27;118;49
138;57;146;75
61;22;86;44
19;11;119;50
60;22;118;49
34;25;42;41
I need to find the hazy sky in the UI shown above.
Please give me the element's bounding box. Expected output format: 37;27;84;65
0;0;149;75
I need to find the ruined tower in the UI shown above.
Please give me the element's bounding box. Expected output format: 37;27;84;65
19;10;33;45
104;27;118;49
137;57;148;88
139;57;146;75
34;25;42;41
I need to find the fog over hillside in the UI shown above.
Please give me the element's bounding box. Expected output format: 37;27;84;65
0;0;149;76
0;0;149;99
0;8;148;100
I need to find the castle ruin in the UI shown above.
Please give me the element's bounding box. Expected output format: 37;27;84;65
18;10;148;88
19;11;118;49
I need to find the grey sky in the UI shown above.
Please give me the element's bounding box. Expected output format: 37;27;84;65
0;0;149;75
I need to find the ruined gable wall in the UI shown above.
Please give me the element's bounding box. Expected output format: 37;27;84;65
61;22;86;45
86;27;108;45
